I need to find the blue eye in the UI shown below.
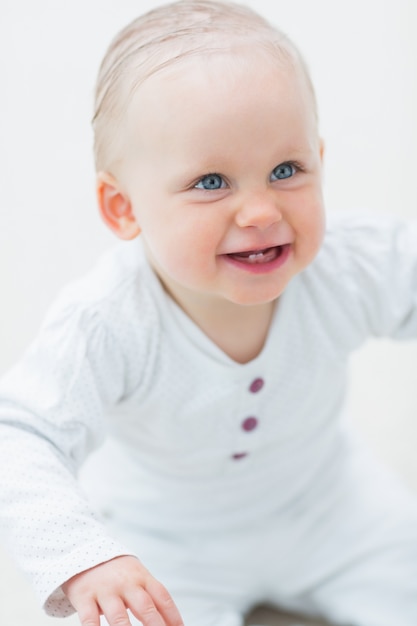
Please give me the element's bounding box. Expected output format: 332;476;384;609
195;174;224;190
271;163;296;181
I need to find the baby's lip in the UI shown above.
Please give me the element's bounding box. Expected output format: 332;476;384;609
223;243;292;266
229;245;277;257
223;242;290;257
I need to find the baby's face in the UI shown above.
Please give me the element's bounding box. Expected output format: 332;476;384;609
117;51;325;308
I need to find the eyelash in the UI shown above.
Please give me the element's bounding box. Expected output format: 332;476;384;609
194;173;226;191
271;160;304;179
194;161;304;190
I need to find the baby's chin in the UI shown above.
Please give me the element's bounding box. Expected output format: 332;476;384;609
223;288;284;307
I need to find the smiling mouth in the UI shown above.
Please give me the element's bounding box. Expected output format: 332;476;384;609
227;245;288;264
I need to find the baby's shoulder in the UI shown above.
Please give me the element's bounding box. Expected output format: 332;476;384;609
323;209;397;251
299;209;417;345
43;240;161;339
317;209;416;273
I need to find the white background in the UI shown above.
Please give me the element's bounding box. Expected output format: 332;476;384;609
1;1;417;624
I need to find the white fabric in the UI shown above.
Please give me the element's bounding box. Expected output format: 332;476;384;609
1;211;417;624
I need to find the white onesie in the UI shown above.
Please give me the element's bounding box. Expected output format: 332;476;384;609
1;211;417;626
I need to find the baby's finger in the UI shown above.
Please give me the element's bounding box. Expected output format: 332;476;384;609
124;587;167;626
98;597;132;626
144;578;184;626
76;600;101;626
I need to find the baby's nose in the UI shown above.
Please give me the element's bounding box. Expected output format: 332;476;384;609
235;192;283;230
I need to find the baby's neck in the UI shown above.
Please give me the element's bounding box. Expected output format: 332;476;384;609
175;295;276;364
205;302;275;364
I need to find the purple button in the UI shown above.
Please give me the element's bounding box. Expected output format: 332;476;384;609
249;377;264;393
232;452;248;460
242;416;258;432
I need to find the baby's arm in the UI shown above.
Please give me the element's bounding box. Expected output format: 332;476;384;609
63;556;183;626
0;295;169;621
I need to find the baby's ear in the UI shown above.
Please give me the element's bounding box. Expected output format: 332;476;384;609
96;172;141;240
319;138;325;163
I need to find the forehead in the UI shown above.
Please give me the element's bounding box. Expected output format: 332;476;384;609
126;49;315;134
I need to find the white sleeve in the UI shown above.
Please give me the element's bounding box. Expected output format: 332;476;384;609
351;216;417;339
0;303;136;617
315;214;417;350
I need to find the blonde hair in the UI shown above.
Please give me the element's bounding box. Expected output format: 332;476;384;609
92;0;317;173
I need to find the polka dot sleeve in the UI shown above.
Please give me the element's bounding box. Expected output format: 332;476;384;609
0;302;140;616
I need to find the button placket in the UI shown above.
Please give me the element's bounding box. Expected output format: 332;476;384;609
231;377;264;461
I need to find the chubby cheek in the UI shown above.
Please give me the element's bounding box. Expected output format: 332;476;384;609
293;198;326;268
144;217;221;285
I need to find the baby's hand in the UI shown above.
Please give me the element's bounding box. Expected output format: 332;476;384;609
62;555;184;626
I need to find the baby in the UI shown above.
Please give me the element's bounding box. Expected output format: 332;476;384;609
1;1;417;626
